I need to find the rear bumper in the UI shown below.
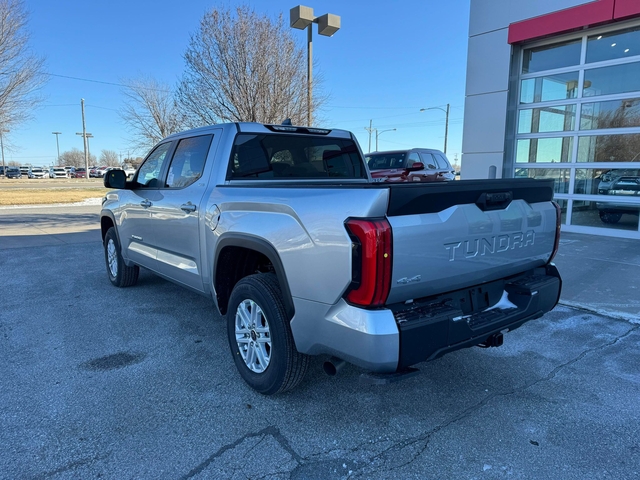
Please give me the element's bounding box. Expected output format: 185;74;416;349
396;265;561;369
291;265;561;373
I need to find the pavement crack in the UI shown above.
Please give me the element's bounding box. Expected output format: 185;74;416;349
31;452;110;480
179;425;302;479
349;324;639;478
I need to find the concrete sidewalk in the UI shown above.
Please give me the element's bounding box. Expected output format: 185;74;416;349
554;231;640;322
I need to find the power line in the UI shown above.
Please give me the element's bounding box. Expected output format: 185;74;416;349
42;72;171;92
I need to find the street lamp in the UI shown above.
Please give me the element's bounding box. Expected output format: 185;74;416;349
420;103;450;154
0;129;8;175
52;132;62;165
290;5;341;126
375;128;396;151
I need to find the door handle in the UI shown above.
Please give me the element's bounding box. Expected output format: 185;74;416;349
181;203;197;213
140;200;152;208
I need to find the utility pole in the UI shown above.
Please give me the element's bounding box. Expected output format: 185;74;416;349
443;103;450;154
81;99;89;181
364;120;374;153
52;132;62;165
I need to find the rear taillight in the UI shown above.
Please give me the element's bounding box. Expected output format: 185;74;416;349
548;201;562;263
344;218;392;307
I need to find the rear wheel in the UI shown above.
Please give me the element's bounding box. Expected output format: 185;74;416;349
104;227;139;287
227;273;308;395
599;211;622;224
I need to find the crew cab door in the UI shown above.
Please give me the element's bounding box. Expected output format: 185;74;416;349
147;132;220;291
117;141;174;269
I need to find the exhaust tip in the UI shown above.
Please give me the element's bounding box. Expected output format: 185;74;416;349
323;357;347;376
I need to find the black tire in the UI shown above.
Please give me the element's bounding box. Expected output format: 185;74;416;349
599;211;622;224
104;227;139;287
226;273;308;395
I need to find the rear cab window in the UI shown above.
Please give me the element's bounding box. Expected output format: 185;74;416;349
228;134;367;180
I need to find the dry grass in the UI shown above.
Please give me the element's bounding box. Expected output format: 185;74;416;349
0;187;108;206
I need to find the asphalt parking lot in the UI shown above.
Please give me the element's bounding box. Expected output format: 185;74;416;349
1;205;639;479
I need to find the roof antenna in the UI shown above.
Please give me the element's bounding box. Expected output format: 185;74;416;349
282;118;292;126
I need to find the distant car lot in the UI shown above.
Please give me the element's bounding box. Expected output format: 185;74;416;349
0;204;639;479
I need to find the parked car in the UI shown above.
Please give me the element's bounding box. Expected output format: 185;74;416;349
596;169;640;224
29;167;48;179
19;166;31;178
101;122;562;394
5;166;22;178
122;165;136;179
73;168;87;178
96;166;110;177
50;167;69;178
365;148;456;182
0;165;6;176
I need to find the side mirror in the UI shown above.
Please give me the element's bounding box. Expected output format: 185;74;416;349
104;169;127;189
407;162;424;171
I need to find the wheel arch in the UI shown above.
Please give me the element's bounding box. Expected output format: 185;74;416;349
214;234;294;319
100;212;117;242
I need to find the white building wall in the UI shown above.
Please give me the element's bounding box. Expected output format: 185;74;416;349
462;0;589;179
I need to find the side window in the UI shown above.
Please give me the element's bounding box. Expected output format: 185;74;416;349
165;135;213;188
406;152;420;167
135;142;172;188
419;152;438;169
435;154;451;169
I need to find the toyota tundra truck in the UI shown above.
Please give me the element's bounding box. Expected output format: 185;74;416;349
100;122;562;395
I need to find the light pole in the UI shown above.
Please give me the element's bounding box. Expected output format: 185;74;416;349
420;103;450;154
290;5;341;126
52;132;62;165
375;128;396;151
0;129;8;175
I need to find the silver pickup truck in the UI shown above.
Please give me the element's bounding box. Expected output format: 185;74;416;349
101;122;562;394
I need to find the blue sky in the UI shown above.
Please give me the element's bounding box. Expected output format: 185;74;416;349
9;0;470;166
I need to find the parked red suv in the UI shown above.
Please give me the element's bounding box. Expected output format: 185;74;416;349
366;148;456;182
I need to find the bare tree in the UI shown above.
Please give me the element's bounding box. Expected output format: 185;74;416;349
0;0;46;131
58;148;95;167
177;5;323;128
120;76;184;151
99;149;120;167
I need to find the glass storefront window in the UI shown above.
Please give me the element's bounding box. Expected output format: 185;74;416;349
518;105;576;133
522;40;581;74
573;168;613;194
577;134;640;162
580;97;640;130
571;200;639;231
583;62;640;97
520;72;579;104
586;26;640;64
516;29;640;235
516;137;573;163
514;167;570;193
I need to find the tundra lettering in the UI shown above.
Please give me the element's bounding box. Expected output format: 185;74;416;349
444;230;536;262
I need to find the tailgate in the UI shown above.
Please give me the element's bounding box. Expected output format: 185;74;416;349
385;179;557;304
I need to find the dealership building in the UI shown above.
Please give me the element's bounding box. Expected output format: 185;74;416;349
462;0;640;238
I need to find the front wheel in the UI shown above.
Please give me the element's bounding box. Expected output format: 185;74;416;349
227;273;308;395
104;227;139;287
